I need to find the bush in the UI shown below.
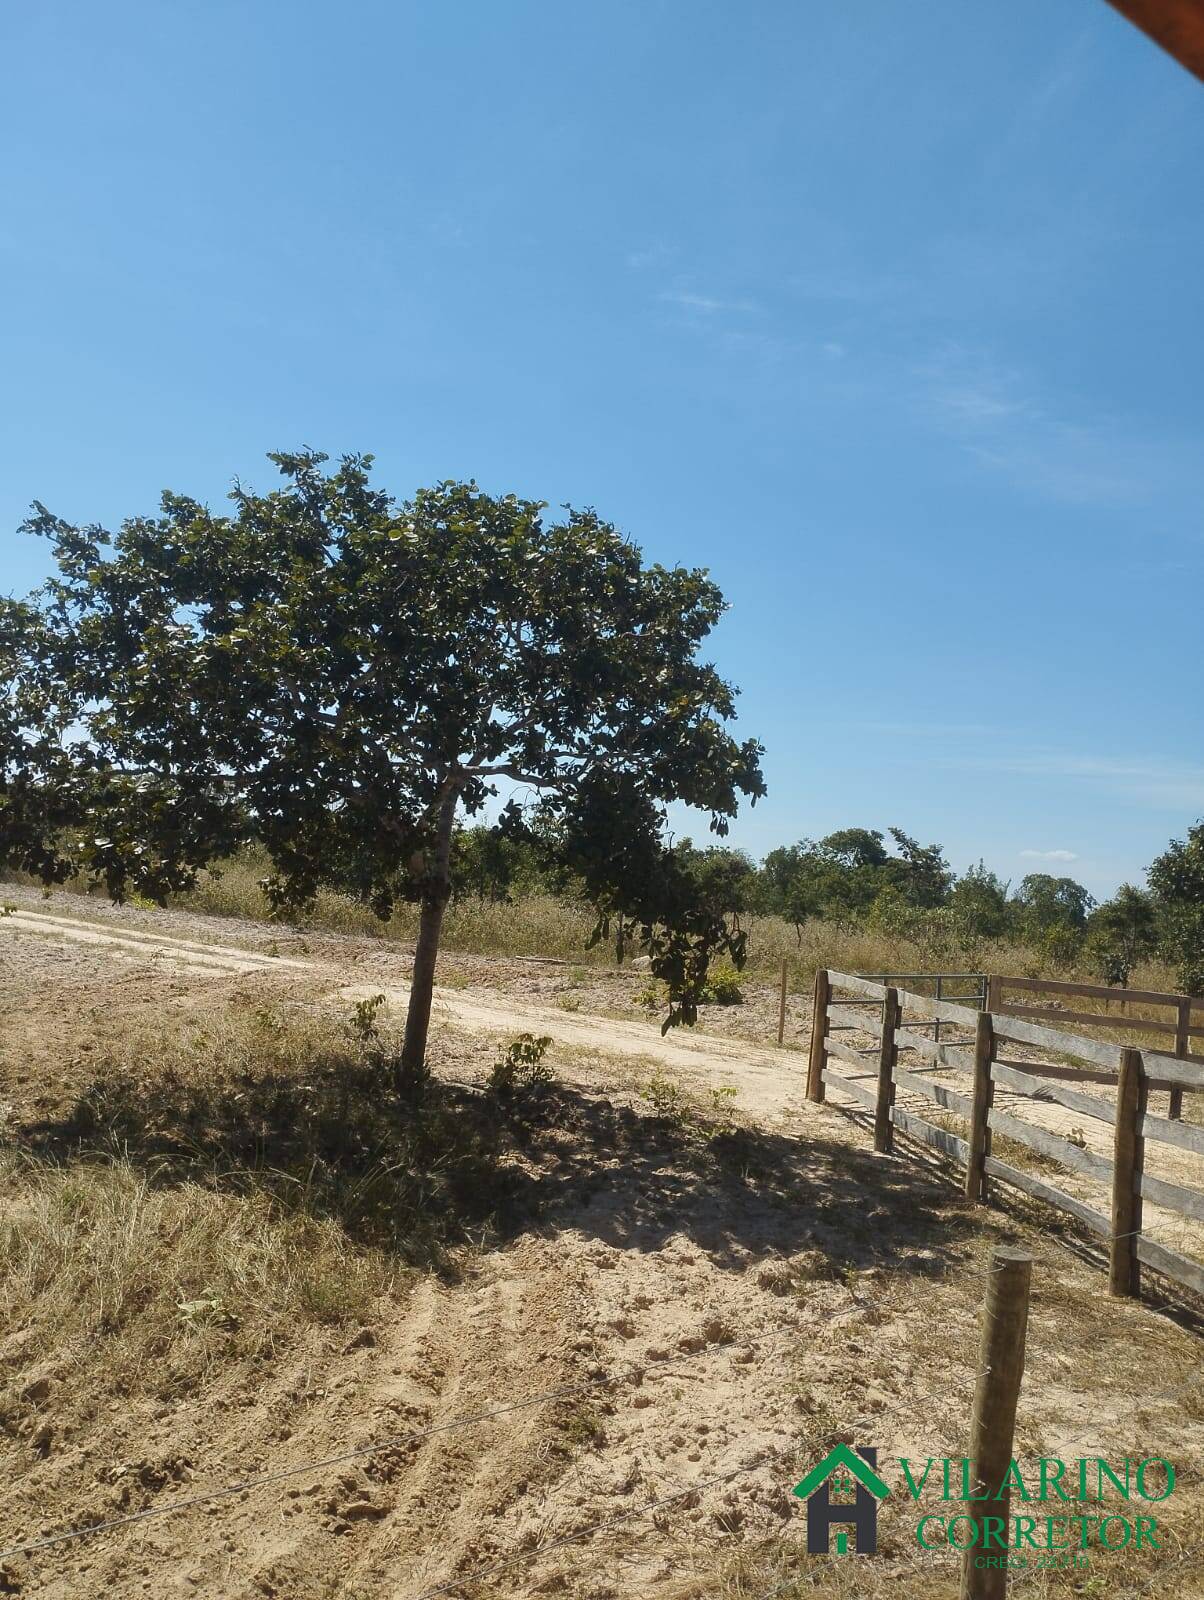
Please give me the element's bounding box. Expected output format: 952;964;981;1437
1040;925;1083;971
488;1033;554;1094
700;959;743;1005
634;979;663;1011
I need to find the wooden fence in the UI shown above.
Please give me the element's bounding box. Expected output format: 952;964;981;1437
986;973;1204;1120
807;968;1204;1302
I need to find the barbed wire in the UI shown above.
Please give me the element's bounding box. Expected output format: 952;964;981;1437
0;1342;761;1564
411;1453;774;1600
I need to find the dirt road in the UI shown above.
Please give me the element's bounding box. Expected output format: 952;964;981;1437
0;901;809;1123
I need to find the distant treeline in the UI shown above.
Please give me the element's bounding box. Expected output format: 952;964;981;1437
451;820;1204;994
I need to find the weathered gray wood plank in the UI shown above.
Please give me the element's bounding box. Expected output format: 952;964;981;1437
900;1032;977;1076
821;1067;878;1112
1134;1236;1204;1297
995;1001;1200;1038
1139;1171;1204;1223
827;971;888;1002
825;1035;878;1071
1141;1051;1204;1090
994;974;1202;1010
983;1156;1112;1237
990;1060;1116;1126
890;1105;969;1164
893;1064;973;1118
986;1106;1114;1183
1140;1111;1204;1157
827;1002;883;1036
895;987;982;1028
989;1013;1123;1070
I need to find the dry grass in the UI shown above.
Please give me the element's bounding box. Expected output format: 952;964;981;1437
19;1003;549;1263
0;1154;387;1408
0;1001;579;1437
177;848;612;957
666;1530;1204;1598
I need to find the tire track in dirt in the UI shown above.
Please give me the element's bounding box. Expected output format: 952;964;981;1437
243;1245;583;1600
0;909;310;974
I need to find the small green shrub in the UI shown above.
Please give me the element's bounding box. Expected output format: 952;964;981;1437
488;1033;554;1094
643;1076;740;1142
709;1084;739;1134
348;993;387;1044
634;979;662;1011
644;1072;684;1120
554;1398;606;1449
700;960;743;1005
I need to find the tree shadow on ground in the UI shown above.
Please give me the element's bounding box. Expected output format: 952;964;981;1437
18;1052;976;1280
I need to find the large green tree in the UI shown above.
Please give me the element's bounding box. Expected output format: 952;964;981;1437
1;451;764;1083
1012;873;1095;935
1085;884;1158;987
880;828;953;909
947;861;1011;938
1148;822;1204;994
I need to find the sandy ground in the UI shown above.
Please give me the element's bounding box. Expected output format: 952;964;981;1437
2;887;1204;1600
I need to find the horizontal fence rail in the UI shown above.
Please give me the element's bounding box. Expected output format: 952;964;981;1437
987;973;1204;1120
807;968;1204;1306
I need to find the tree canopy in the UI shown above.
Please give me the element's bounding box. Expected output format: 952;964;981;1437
1;451;765;1080
756;828;953;941
1148;822;1204;994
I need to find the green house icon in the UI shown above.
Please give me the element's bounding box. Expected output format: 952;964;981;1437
793;1442;891;1502
793;1443;890;1557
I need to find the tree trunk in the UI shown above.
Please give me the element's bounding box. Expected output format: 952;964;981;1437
398;788;458;1091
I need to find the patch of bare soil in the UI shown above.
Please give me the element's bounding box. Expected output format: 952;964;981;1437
2;896;1203;1599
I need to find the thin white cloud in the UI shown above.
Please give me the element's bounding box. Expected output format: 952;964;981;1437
658;289;760;315
627;243;674;270
914;344;1158;507
1020;848;1079;862
851;720;1204;814
951;749;1204;813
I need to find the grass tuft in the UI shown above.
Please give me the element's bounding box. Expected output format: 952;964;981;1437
0;1153;387;1410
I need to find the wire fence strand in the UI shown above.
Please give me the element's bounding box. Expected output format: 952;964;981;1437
0;1347;731;1564
411;1453;773;1600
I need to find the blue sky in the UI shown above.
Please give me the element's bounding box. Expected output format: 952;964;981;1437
3;1;1202;900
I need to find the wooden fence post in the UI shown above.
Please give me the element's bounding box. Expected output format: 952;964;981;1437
960;1248;1033;1600
806;968;830;1103
777;958;788;1046
873;986;899;1153
1110;1046;1146;1298
964;1011;994;1203
985;974;1001;1014
1169;998;1189;1121
934;974;943;1045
